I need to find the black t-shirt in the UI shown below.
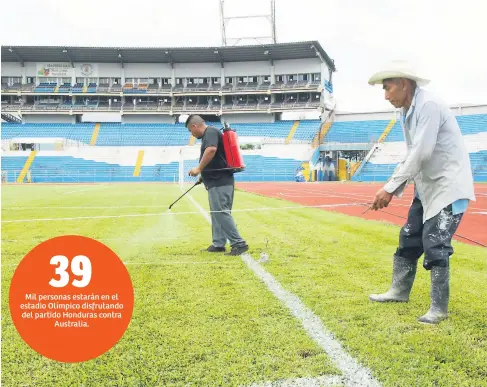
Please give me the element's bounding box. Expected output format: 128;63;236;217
200;126;234;188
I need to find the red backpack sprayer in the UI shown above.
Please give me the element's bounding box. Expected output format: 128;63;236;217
221;121;246;173
168;122;245;210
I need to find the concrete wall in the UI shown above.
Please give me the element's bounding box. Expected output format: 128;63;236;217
23;115;75;124
335;104;487;121
452;105;487;116
335;110;398;122
225;61;271;77
221;113;275;123
242;143;313;160
174;63;221;78
274;58;321;75
122;115;175;124
4;58;325;80
74;63;122;78
1;62;22;76
124;63;172;78
81;112;122;123
25;62;37;77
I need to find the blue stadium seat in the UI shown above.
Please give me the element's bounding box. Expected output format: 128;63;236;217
0;123;95;143
95;123;189;146
293;120;321;141
325;120;391;143
0;155;303;183
1;156;28;182
353;151;487;183
325;114;487;144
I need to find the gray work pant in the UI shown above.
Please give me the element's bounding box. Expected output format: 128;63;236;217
396;197;464;270
208;184;245;248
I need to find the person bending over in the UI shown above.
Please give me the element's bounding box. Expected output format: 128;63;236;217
367;61;475;324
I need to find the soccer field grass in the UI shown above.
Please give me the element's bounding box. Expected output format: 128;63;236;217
2;183;486;387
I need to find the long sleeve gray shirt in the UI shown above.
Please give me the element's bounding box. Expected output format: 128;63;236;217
383;87;476;222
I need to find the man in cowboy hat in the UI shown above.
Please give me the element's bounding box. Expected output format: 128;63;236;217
367;60;475;324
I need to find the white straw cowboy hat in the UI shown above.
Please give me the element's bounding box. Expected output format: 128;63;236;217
368;60;430;87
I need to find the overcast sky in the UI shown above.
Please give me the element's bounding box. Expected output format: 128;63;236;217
1;0;486;112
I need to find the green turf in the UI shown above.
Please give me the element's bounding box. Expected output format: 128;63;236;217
1;184;337;387
2;183;487;387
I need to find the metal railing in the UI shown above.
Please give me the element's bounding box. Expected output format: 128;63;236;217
2;101;322;113
2;82;322;96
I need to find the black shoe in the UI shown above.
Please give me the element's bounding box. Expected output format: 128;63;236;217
225;244;249;256
202;245;226;253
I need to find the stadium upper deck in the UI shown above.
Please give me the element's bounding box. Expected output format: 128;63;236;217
1;42;335;118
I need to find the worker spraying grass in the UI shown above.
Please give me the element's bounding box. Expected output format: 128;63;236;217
184;115;249;256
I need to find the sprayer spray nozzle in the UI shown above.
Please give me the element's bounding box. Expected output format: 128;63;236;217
259;252;269;263
258;239;270;263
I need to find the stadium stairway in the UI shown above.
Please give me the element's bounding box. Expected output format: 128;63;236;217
16;151;37;183
313;119;333;147
377;119;397;143
133;151;145;177
285;121;300;144
90;123;101;146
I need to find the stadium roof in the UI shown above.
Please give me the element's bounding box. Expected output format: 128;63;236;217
1;41;335;71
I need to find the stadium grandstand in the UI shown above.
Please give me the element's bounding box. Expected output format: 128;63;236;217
1;43;486;184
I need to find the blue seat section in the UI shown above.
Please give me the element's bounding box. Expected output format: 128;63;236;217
139;162;181;183
58;83;72;92
1;155;303;183
1;123;94;143
1;156;28;182
326;114;487;144
293;120;321;141
325;120;390;143
96;123;189;146
470;151;487;182
87;83;97;93
27;156;136;183
456;114;487;135
231;121;294;138
236;155;302;182
183;156;302;182
384;121;404;142
35;82;57;92
353;151;487;182
72;83;84;93
351;163;396;183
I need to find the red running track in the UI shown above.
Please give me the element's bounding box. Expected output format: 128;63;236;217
238;182;487;248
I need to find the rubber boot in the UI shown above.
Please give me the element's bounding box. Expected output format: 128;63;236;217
369;255;417;302
418;265;449;324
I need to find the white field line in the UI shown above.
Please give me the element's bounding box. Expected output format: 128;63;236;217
4;205;174;210
1;261;234;268
278;192;411;209
186;191;382;387
1;202;370;224
275;188;487;212
244;375;345;387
